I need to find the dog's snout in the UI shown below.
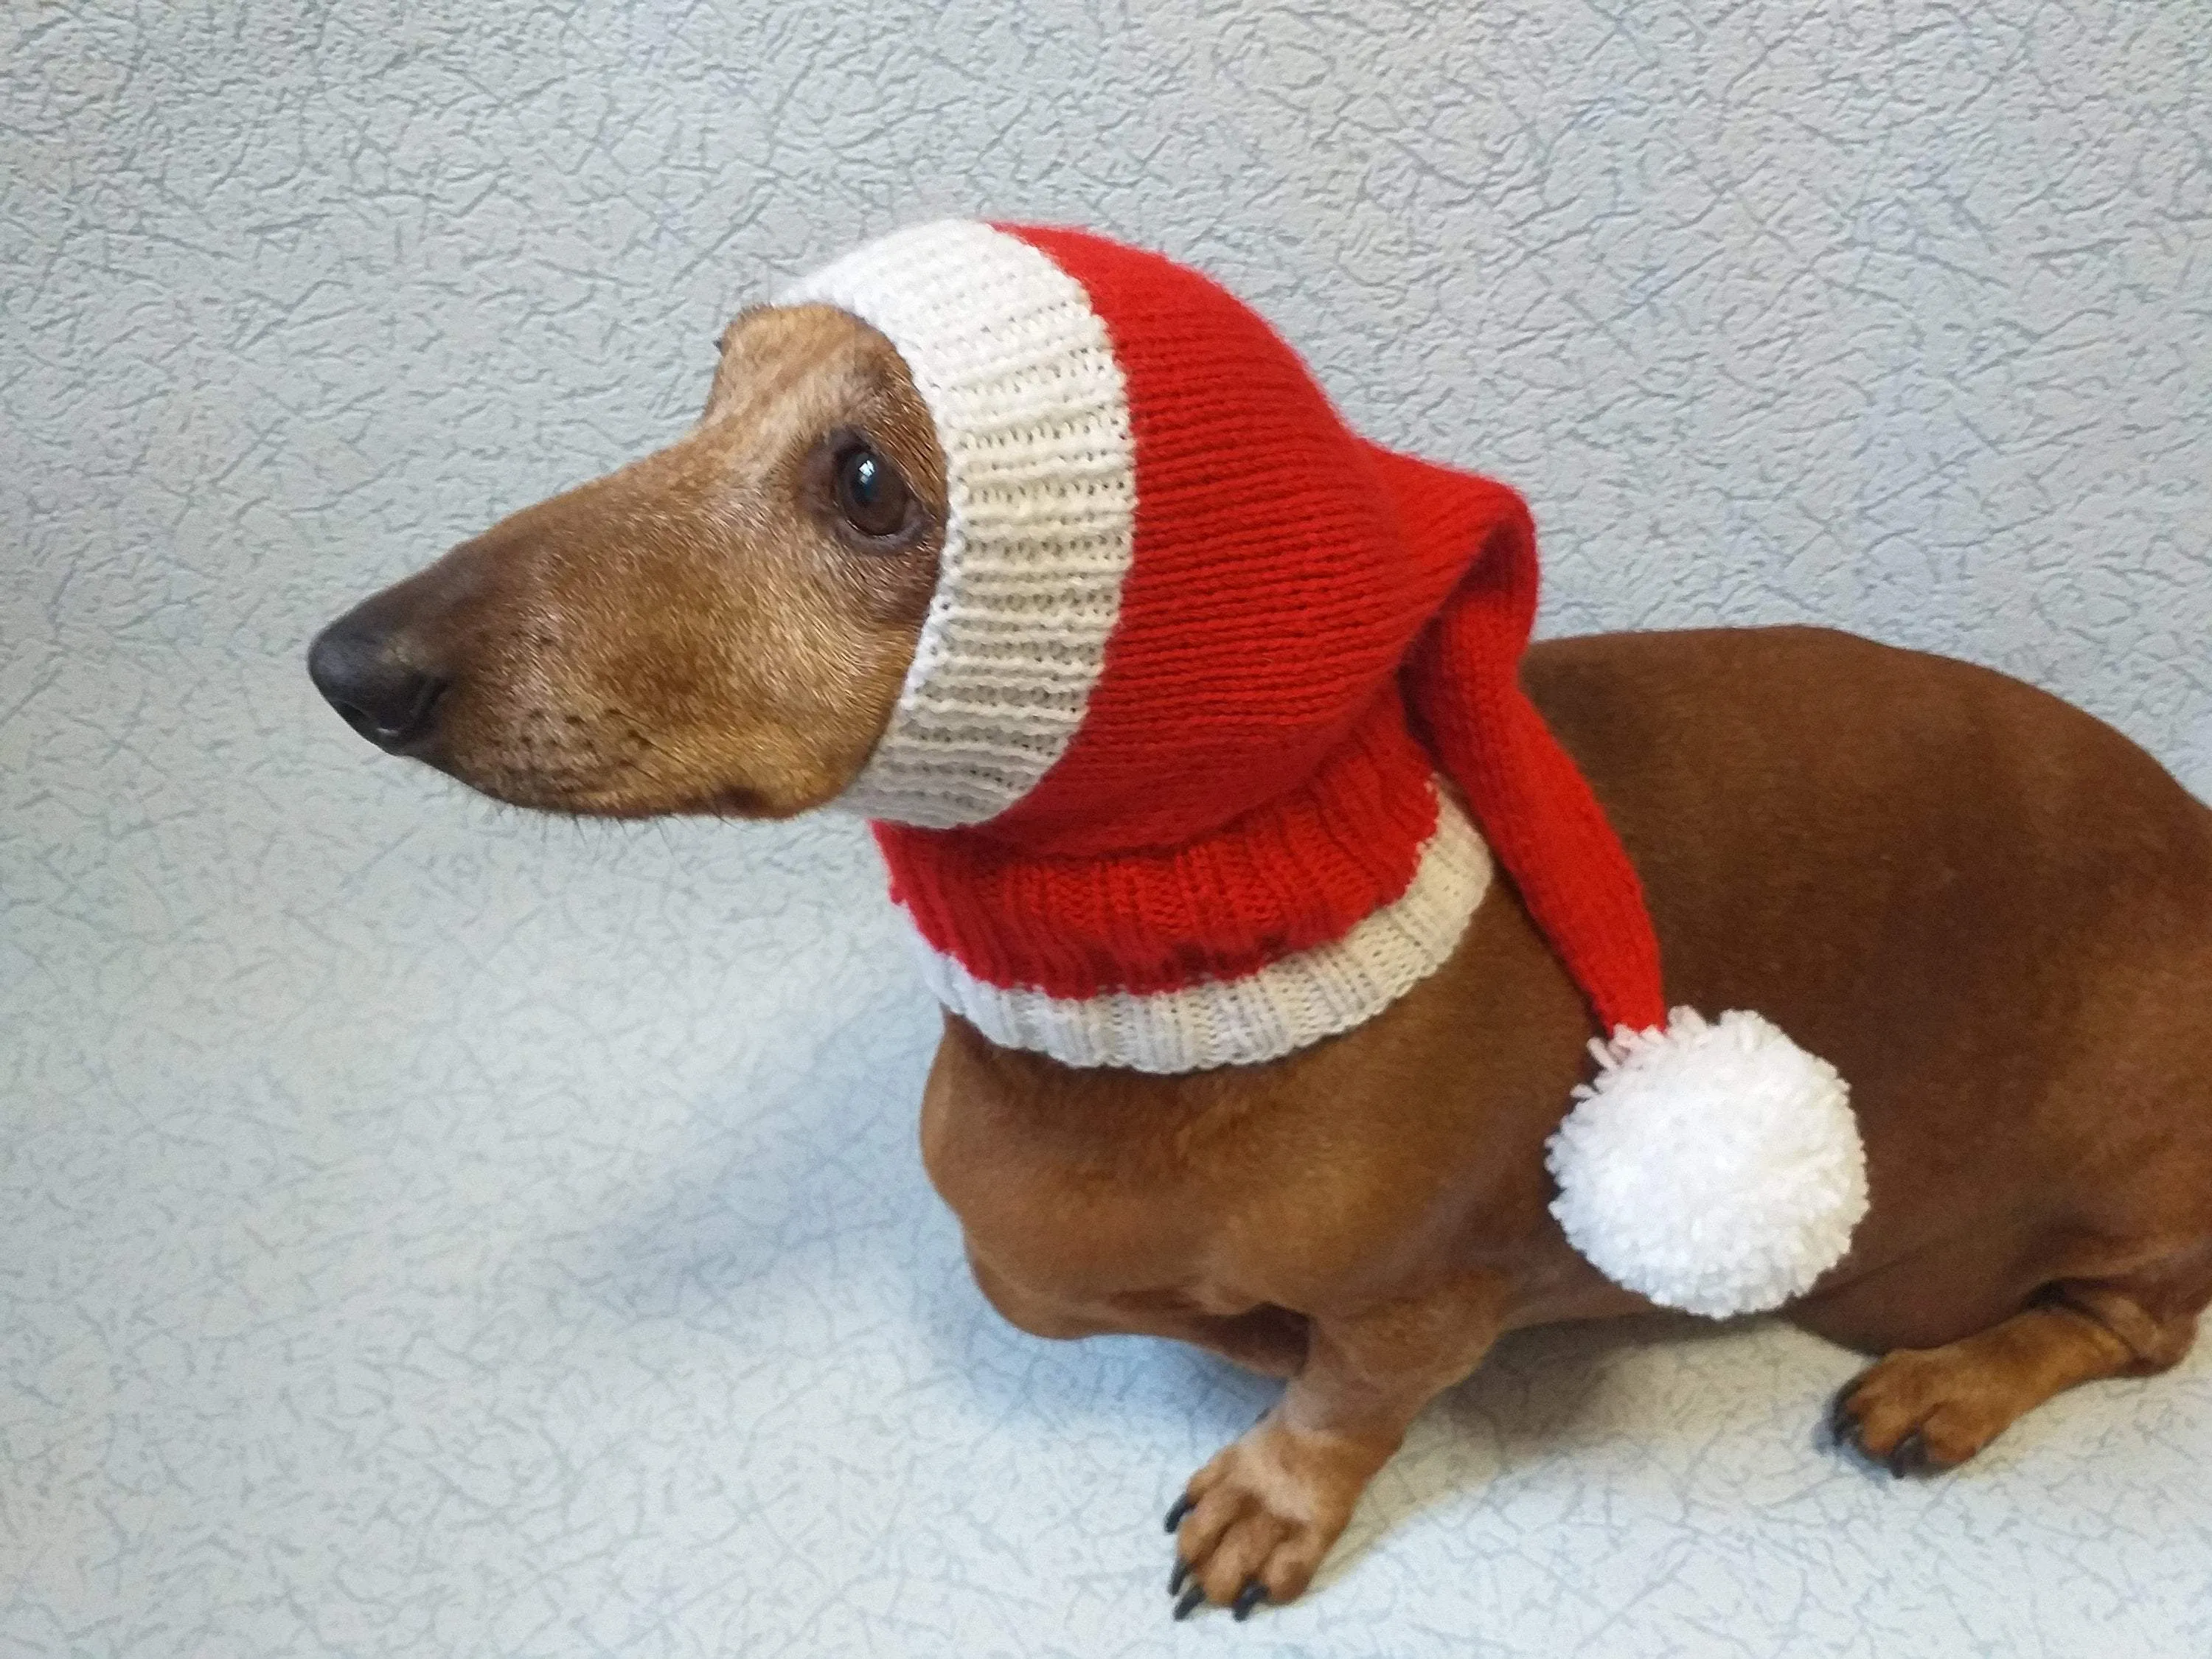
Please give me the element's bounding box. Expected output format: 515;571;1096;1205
307;622;448;753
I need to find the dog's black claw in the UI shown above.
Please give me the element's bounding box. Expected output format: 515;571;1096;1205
1828;1382;1863;1448
1164;1493;1195;1533
1888;1430;1928;1478
1232;1582;1267;1622
1169;1557;1191;1596
1173;1585;1206;1621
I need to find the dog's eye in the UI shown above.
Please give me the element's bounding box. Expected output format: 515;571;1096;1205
832;442;913;540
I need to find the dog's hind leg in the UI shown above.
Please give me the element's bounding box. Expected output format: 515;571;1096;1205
1834;1251;2210;1475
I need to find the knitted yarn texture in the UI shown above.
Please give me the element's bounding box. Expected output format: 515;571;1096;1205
782;220;1868;1315
785;220;1663;1067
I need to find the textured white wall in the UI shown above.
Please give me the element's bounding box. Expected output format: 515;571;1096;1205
5;4;2209;1657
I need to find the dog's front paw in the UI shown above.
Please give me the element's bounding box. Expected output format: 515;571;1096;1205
1833;1347;2011;1475
1164;1414;1382;1618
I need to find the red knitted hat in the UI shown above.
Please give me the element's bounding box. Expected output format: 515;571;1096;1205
784;222;1866;1317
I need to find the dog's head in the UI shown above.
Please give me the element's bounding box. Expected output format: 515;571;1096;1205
307;304;943;819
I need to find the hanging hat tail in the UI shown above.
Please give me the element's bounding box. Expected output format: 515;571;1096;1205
1374;445;1868;1318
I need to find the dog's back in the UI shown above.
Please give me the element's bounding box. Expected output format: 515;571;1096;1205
1528;624;2212;1356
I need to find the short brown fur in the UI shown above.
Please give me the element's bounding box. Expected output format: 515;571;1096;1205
314;307;2212;1612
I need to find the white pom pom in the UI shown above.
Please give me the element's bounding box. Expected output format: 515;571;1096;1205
1545;1008;1867;1318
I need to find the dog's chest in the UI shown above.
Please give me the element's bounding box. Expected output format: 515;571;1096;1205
917;1063;1435;1321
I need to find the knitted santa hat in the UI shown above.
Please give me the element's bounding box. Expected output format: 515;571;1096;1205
783;220;1866;1318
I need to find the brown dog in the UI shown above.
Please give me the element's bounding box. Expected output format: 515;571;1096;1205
309;301;2212;1618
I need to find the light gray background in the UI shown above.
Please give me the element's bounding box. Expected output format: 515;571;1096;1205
6;2;2210;1655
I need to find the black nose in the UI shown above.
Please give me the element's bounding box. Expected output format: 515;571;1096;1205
307;622;448;752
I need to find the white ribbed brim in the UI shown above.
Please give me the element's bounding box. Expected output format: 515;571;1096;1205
782;220;1137;829
909;781;1494;1071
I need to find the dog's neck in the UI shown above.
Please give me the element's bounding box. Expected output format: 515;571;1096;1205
866;696;1495;1074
